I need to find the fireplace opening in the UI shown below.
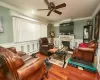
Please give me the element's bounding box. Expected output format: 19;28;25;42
62;41;70;48
62;41;73;51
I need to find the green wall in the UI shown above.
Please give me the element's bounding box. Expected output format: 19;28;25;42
54;27;59;38
47;23;54;38
0;6;13;44
74;20;88;39
47;24;59;38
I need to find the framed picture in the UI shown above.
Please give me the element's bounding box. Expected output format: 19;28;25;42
0;16;3;32
94;11;100;41
83;26;89;43
84;27;89;39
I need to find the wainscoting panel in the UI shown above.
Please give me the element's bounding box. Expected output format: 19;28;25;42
0;40;39;55
0;38;83;54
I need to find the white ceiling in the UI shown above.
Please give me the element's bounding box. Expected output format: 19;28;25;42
0;0;100;22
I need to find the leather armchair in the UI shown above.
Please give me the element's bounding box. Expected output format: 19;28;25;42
0;46;47;80
39;37;54;55
72;40;98;62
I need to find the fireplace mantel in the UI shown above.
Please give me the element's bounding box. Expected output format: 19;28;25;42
59;35;74;49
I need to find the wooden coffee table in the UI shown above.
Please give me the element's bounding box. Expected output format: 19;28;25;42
48;48;67;68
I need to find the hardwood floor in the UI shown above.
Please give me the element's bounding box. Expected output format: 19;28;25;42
36;53;100;80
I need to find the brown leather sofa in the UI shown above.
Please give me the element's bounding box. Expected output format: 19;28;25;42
7;47;32;61
39;37;54;55
7;47;26;56
72;40;98;62
0;46;47;80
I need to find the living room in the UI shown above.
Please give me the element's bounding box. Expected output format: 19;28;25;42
0;0;100;80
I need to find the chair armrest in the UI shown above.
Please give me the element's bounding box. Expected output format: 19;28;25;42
78;47;94;52
49;43;54;45
48;43;54;49
48;43;54;46
18;59;44;80
41;45;48;47
73;48;78;53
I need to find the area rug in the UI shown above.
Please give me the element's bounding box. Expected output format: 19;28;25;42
49;54;71;68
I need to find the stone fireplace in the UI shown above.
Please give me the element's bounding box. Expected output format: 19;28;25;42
59;35;74;49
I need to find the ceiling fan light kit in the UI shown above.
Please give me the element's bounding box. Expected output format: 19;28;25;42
37;0;66;16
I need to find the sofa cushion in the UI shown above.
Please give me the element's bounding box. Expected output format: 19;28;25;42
13;55;25;69
79;43;87;48
18;59;43;80
21;54;32;61
7;47;17;53
19;58;40;70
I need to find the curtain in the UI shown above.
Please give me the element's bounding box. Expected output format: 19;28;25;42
12;17;47;42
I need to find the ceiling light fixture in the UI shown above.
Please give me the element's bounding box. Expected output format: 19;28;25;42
32;10;35;14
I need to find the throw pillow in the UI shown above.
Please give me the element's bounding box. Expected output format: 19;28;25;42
7;47;17;53
79;43;87;48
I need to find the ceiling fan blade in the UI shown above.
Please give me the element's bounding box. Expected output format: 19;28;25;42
44;0;50;8
55;3;66;9
47;10;53;16
53;10;62;15
37;9;49;11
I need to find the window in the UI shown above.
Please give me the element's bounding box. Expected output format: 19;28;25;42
13;17;47;42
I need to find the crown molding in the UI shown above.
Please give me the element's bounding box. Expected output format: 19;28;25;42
53;19;71;26
92;3;100;18
53;16;92;26
10;10;39;22
10;10;49;24
73;16;92;21
0;1;50;23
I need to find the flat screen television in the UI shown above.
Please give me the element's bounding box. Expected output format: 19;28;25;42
59;22;74;35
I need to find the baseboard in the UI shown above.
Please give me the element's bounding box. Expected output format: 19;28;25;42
68;51;73;54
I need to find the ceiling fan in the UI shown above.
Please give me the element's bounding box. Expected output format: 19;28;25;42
37;0;66;16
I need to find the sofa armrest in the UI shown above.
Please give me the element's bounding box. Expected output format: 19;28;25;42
17;59;44;80
72;48;78;58
17;51;26;56
78;47;94;52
